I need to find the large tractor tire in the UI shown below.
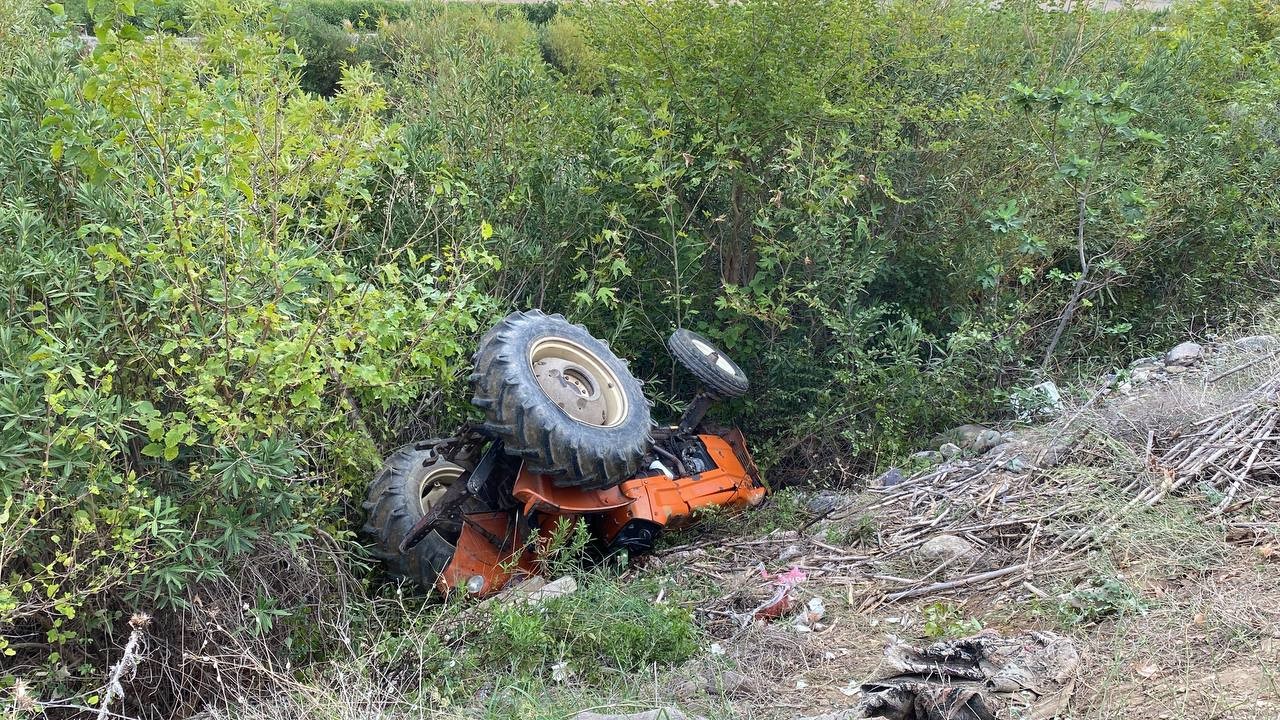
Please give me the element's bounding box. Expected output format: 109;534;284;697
361;444;477;587
667;328;750;398
470;310;651;488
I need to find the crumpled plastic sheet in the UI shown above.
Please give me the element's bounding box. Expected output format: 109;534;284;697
857;631;1080;720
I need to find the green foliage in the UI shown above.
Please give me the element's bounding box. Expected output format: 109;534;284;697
1;0;50;65
483;576;699;677
283;6;385;96
921;601;982;639
1;0;493;691
1052;576;1147;626
299;0;415;29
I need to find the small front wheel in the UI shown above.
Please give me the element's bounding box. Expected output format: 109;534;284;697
667;328;750;398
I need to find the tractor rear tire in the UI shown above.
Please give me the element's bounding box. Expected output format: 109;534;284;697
667;328;750;398
361;445;474;588
470;310;651;488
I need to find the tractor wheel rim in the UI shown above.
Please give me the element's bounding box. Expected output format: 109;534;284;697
419;463;465;516
689;337;740;377
529;337;628;427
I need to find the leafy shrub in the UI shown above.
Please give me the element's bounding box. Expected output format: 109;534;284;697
1;0;494;698
483;577;699;677
520;1;558;26
281;6;388;96
921;601;982;639
300;0;415;30
1053;576;1147;626
538;10;602;91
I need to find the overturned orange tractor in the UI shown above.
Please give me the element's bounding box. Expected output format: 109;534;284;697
363;310;766;595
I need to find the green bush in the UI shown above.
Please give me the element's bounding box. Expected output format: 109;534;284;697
483;577;699;676
1;0;494;695
282;6;393;96
301;0;416;30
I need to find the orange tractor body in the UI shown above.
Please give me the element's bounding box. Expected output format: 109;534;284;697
436;429;765;595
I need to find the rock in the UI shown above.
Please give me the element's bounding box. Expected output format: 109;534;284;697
775;544;804;564
1230;335;1279;353
910;450;944;465
806;490;844;515
935;423;990;450
1038;443;1073;468
1165;364;1188;375
673;679;700;700
1165;341;1203;366
1131;366;1155;383
916;534;979;567
1002;455;1031;473
523;576;576;604
705;668;755;696
939;443;962;460
872;467;905;488
973;428;1003;453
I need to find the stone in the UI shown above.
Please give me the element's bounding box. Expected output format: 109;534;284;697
935;423;990;450
1038;443;1073;468
1165;341;1203;366
1230;335;1279;353
705;668;755;696
1165;364;1188;375
939;442;962;460
806;490;844;515
793;712;858;720
872;467;905;488
916;534;979;566
973;428;1003;453
910;450;944;465
775;544;804;563
523;576;576;604
1131;367;1155;383
1002;455;1031;473
673;679;700;700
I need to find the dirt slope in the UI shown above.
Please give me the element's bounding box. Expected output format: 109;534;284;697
641;336;1280;720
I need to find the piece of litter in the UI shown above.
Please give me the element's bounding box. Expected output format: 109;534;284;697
795;679;809;690
551;661;571;683
709;643;726;656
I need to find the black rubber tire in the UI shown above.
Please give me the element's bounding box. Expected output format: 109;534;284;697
361;445;472;588
470;310;651;488
667;328;750;398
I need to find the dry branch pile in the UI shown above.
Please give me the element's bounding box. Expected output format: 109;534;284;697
1156;371;1280;517
666;348;1280;633
658;440;1102;634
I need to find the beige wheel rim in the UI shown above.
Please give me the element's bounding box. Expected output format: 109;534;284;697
419;462;466;516
688;336;741;378
529;337;629;427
